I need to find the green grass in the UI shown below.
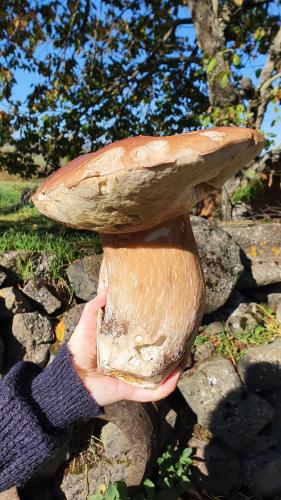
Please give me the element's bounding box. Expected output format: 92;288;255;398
196;305;281;363
0;180;102;282
0;180;34;207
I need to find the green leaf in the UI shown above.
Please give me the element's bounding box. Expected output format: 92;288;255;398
143;479;155;489
181;448;192;459
106;484;120;499
180;474;190;483
233;53;240;67
220;73;229;88
108;482;128;499
254;27;265;40
271;116;281;127
89;482;128;500
163;477;171;487
206;57;217;74
194;335;208;346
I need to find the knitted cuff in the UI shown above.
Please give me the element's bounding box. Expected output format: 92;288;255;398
30;344;103;432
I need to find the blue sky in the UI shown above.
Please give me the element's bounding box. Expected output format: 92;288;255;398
3;2;281;146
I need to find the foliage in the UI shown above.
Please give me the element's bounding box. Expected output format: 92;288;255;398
231;176;265;204
88;482;129;500
151;445;192;498
196;304;281;363
0;1;280;176
15;254;35;282
88;446;193;500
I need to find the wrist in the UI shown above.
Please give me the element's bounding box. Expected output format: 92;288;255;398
31;344;103;430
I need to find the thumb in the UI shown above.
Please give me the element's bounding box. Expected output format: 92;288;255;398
127;366;183;403
75;288;108;335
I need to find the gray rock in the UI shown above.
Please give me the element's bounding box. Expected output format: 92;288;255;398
244;426;278;454
0;270;7;287
205;321;224;336
0;287;32;318
59;472;89;500
55;304;85;343
178;356;242;429
238;340;281;391
264;390;281;444
22;280;61;315
268;292;281;312
277;302;281;323
66;255;103;302
194;341;215;362
33;253;57;281
178;356;274;450
226;302;260;334
189;437;239;495
220;221;281;288
242;451;281;497
0;251;32;272
191;217;243;314
101;422;131;459
60;438;130;500
212;392;275;451
0;251;56;281
0;265;18;287
5;312;53;367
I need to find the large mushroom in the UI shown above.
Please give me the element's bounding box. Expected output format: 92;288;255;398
33;127;263;388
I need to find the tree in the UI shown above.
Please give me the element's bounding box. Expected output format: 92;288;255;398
0;0;280;177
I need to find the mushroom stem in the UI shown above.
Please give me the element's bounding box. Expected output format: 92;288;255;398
97;214;206;388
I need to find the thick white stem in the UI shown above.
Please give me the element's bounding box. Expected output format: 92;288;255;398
97;214;206;388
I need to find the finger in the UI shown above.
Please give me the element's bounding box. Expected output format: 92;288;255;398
84;288;108;316
179;352;190;371
71;289;108;344
77;288;108;328
127;367;183;403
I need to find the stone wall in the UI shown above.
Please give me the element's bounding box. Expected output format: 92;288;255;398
1;217;281;498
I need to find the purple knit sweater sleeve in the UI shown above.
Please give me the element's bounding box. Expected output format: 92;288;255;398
0;344;102;492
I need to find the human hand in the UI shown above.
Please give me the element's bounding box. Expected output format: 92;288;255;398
68;289;183;406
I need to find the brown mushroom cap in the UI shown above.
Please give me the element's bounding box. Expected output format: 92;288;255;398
33;127;263;233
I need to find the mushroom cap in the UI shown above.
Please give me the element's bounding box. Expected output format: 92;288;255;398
33;127;263;233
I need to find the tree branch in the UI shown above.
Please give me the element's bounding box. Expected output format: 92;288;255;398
258;27;281;91
260;71;281;92
233;0;272;10
172;18;193;27
243;0;271;8
254;26;281;128
188;0;240;106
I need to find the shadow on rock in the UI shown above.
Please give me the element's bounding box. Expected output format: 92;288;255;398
183;356;281;498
